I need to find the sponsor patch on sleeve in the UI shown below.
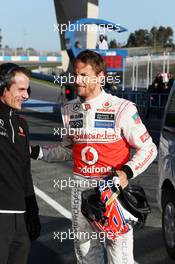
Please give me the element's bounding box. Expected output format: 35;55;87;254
140;131;150;143
132;112;141;124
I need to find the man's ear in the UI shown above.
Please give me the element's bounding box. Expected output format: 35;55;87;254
97;71;105;86
2;87;8;96
0;87;8;103
98;71;105;77
0;85;7;97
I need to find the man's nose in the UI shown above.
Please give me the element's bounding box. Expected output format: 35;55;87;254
23;90;29;100
76;75;83;85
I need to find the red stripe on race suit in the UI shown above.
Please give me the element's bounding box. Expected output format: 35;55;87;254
73;139;130;177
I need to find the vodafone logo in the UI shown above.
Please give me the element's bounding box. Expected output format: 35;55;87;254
102;100;112;108
81;146;98;165
80;165;111;174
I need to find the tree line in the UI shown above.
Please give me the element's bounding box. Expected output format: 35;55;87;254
127;26;173;48
109;26;174;49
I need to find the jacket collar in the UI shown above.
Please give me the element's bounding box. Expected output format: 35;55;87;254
0;100;14;116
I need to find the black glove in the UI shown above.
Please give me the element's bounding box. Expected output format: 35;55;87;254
25;195;41;241
81;188;106;222
30;145;40;159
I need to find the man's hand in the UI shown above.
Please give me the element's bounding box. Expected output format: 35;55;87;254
115;170;128;189
25;213;41;241
25;195;41;241
30;145;40;159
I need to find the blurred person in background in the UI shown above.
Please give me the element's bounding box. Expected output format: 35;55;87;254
96;34;109;50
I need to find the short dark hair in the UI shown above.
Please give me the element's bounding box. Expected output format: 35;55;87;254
74;50;106;75
0;63;31;96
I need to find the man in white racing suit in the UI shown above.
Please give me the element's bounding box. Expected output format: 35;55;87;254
32;50;157;264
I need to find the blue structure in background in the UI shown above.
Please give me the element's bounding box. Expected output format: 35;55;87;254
65;18;128;72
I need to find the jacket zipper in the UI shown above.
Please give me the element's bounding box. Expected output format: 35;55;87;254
9;110;15;143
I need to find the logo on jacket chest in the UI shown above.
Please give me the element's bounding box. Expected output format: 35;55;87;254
0;119;4;127
0;119;7;131
0;131;8;138
0;118;8;137
69;120;83;128
95;113;115;120
81;146;98;165
73;103;81;112
70;113;83;119
18;126;26;137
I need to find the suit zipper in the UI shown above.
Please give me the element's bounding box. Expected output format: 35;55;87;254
9;110;15;143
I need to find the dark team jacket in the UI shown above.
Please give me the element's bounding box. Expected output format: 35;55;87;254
0;101;35;210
